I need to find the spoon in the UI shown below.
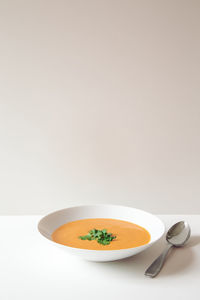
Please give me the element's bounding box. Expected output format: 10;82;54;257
145;221;191;278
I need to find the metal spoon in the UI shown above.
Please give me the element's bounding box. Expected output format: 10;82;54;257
145;221;191;278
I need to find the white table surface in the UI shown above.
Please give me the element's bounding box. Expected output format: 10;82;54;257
0;215;199;300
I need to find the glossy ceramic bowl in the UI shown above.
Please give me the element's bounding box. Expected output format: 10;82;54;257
38;205;165;262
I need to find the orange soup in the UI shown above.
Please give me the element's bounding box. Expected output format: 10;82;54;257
52;218;151;250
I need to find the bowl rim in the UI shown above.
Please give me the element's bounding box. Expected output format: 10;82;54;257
38;204;165;252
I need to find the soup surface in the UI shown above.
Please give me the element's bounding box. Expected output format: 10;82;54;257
52;218;151;250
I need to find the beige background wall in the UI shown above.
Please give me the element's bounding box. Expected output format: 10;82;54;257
0;0;200;214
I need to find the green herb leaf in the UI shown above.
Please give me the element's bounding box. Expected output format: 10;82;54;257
79;228;116;245
79;234;91;240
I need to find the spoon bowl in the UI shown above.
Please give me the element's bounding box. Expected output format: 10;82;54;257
167;221;191;247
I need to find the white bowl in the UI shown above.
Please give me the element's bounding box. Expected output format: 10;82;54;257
38;205;165;262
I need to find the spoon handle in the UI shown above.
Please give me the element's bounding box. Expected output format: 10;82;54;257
145;243;173;278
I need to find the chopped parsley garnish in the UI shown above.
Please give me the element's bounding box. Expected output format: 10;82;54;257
79;229;116;245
